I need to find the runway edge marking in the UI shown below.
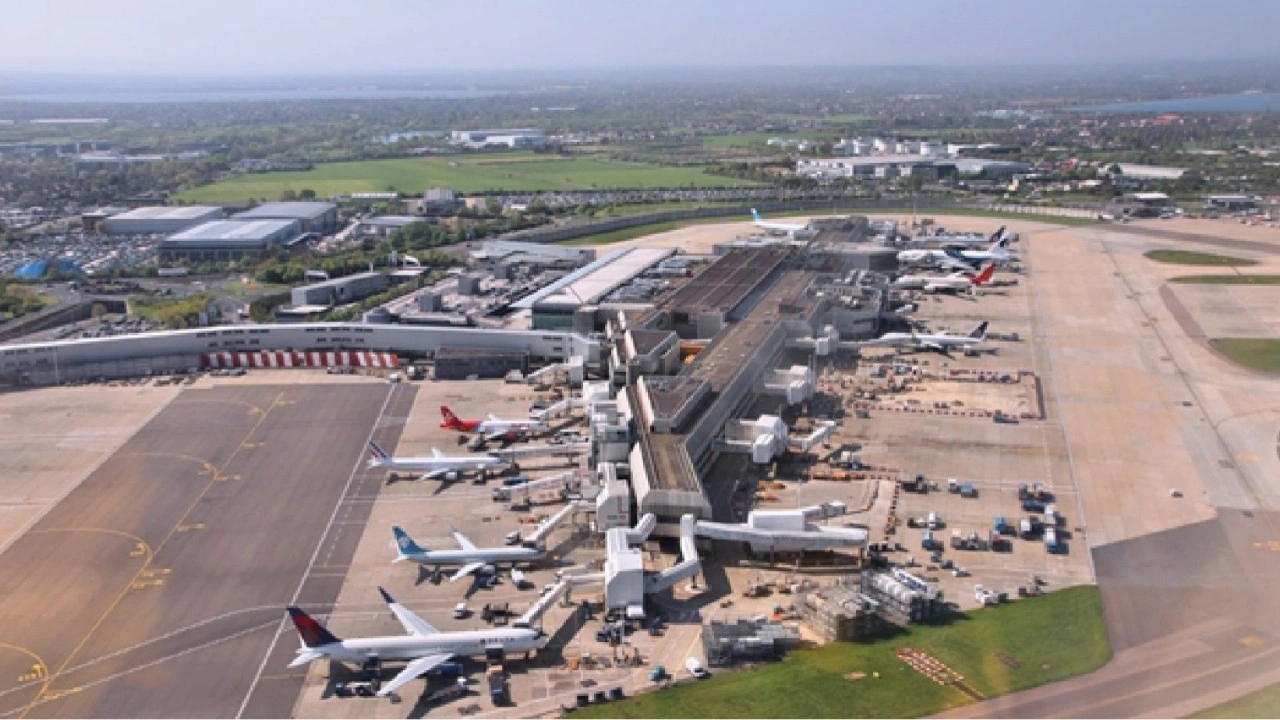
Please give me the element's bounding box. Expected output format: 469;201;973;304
234;384;400;719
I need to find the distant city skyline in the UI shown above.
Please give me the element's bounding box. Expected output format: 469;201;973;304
0;0;1273;76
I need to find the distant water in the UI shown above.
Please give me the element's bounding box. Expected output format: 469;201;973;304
0;87;511;103
1072;92;1280;113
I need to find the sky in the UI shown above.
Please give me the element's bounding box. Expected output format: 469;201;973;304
0;0;1273;76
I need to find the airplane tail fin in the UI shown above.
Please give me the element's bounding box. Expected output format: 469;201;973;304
287;607;341;648
972;264;996;285
367;440;390;464
991;225;1005;242
440;406;463;430
969;321;990;340
392;525;426;557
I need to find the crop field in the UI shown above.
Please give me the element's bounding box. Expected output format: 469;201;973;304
572;586;1110;719
176;153;760;203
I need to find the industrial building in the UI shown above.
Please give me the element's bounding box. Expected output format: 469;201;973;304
355;215;429;237
232;201;339;234
449;129;546;149
290;271;387;308
1205;194;1259;212
513;247;676;330
433;347;529;380
470;240;597;270
701;619;801;667
0;324;602;386
1112;163;1188;181
796;155;957;182
952;158;1032;178
101;205;225;235
157;219;302;261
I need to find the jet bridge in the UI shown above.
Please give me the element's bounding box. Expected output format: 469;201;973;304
531;394;585;422
491;470;583;503
527;356;585;387
719;416;836;464
488;440;591;464
786;324;869;357
513;571;604;629
643;514;702;594
758;365;815;405
521;500;590;548
694;502;867;555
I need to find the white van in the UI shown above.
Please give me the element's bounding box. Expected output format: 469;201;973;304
453;602;468;619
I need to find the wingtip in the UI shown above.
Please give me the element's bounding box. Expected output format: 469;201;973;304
378;586;395;604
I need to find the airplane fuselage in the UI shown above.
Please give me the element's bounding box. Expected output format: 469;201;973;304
370;456;504;475
310;630;545;663
404;546;544;566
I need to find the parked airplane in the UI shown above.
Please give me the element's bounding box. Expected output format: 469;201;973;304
286;587;547;698
893;264;995;293
750;208;807;237
440;406;546;441
860;321;989;354
945;235;1017;265
904;226;1005;249
366;441;507;481
392;525;545;581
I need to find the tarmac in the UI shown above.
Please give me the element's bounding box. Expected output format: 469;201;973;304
0;379;413;718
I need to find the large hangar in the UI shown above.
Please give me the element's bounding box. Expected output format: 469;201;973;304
158;219;302;262
232;201;339;234
101;205;225;235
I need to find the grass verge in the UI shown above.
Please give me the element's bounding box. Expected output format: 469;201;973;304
1189;680;1280;718
1209;338;1280;373
570;585;1110;719
1145;250;1258;266
1170;275;1280;285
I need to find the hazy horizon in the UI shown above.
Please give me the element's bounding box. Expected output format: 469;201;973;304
0;0;1274;77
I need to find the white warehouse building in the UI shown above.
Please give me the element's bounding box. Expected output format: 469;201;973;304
450;129;546;149
101;206;226;235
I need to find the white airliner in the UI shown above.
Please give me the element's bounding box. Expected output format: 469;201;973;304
893;264;995;293
287;587;547;698
440;406;546;442
860;321;990;354
366;441;507;481
899;235;1015;268
750;208;807;237
393;525;545;581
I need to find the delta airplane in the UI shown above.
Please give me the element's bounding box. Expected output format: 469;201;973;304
750;208;807;237
440;406;546;442
366;441;507;481
860;321;989;354
393;525;545;581
893;264;995;293
898;235;1015;268
287;587;547;697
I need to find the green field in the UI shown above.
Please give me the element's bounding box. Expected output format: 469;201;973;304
1144;250;1258;266
1209;339;1280;373
1190;680;1280;718
175;154;760;203
571;586;1111;719
1171;274;1280;285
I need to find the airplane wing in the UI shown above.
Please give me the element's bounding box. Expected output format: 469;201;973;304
451;528;478;552
380;588;439;636
376;653;454;698
448;562;486;582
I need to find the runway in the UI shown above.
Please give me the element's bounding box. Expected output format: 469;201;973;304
0;382;416;718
